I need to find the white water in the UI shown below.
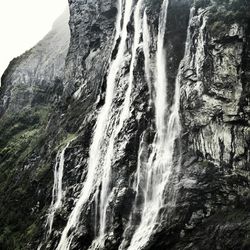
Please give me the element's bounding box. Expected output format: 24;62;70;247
142;10;153;103
118;131;147;250
185;8;207;100
131;11;154;208
55;1;133;249
165;8;195;200
98;0;144;242
184;7;195;66
52;1;199;250
195;11;208;80
37;243;42;250
154;0;169;137
126;1;197;249
127;1;171;248
46;142;71;236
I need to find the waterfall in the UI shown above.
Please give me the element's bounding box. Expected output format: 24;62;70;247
98;0;144;241
184;7;195;66
55;1;133;249
142;10;153;103
195;11;208;80
154;0;169;137
46;142;71;236
118;131;148;250
114;0;123;40
55;1;197;249
126;1;171;248
185;8;207;100
163;7;195;203
126;2;195;249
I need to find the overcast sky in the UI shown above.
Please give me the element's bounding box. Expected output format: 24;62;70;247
0;0;68;78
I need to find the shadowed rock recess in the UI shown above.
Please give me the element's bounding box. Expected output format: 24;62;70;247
0;0;249;249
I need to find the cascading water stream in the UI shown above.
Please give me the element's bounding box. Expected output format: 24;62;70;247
54;2;201;250
142;10;153;103
154;0;169;138
132;10;154;207
195;11;208;80
55;1;133;249
127;1;171;248
127;2;195;249
163;7;195;204
118;10;154;249
184;8;207;101
46;142;71;236
118;131;148;250
98;0;144;242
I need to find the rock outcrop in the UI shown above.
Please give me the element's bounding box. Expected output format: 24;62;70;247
0;8;70;250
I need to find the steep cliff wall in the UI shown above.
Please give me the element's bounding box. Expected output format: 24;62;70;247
0;9;70;249
178;1;250;249
0;1;249;250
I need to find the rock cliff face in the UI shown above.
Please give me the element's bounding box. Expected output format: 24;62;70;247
0;9;70;115
0;1;249;250
0;9;70;249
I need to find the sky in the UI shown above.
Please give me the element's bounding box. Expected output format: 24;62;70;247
0;0;68;78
